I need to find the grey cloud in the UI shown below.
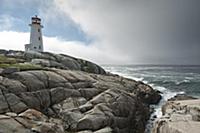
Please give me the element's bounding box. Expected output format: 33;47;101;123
53;0;200;64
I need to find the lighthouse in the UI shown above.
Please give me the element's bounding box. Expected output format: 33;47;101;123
25;15;43;52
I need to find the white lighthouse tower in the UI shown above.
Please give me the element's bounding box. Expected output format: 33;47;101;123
25;15;44;52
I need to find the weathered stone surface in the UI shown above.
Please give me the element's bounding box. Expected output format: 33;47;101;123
59;55;81;70
50;87;81;106
0;117;31;133
0;76;27;93
0;93;28;113
61;111;84;130
0;50;161;133
31;58;66;69
0;109;65;133
18;109;48;121
75;89;149;132
31;122;65;133
5;93;28;113
79;88;101;100
1;67;20;75
10;71;46;91
0;93;9;113
19;90;50;111
152;98;200;133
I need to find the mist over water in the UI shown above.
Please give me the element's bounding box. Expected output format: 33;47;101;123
103;65;200;132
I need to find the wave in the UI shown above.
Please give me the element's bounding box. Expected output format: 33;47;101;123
153;85;167;92
174;79;191;85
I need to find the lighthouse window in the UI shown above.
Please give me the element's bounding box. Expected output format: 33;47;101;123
38;29;40;32
34;47;37;49
38;37;40;40
39;46;41;49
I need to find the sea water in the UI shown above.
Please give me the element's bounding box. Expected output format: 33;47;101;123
103;65;200;132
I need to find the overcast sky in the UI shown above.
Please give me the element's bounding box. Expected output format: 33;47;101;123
0;0;200;65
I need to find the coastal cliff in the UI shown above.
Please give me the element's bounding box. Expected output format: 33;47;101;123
0;49;161;133
152;95;200;133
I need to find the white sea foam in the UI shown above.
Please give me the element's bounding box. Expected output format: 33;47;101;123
185;77;194;80
154;86;167;92
131;77;144;81
174;79;191;85
143;80;149;84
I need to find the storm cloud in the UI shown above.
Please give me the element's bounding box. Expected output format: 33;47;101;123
55;0;200;65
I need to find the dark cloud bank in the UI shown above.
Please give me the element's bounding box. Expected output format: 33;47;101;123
59;0;200;65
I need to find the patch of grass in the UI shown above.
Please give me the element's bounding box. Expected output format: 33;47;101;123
0;63;42;71
0;55;40;71
0;63;10;68
14;63;42;71
0;55;18;64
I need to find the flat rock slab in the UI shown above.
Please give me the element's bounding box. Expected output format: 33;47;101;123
153;99;200;133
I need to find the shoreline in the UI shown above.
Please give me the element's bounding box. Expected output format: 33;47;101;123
103;66;200;132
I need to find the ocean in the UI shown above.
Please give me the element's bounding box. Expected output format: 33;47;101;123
102;65;200;132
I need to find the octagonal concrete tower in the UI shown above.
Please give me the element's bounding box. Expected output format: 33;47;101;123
25;15;43;52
